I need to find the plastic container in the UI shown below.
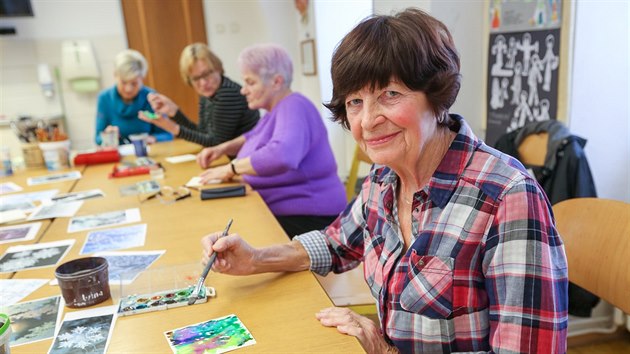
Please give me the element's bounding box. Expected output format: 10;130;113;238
100;131;119;148
129;133;148;157
39;140;71;171
55;257;111;308
0;313;11;354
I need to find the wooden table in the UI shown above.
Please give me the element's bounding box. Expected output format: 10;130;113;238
5;140;364;353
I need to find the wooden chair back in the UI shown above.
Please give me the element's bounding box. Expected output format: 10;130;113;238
346;145;372;201
553;198;630;314
517;132;548;166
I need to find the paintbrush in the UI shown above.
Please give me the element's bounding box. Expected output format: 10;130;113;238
188;218;233;305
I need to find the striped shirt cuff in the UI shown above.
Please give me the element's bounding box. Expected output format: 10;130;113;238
294;231;332;276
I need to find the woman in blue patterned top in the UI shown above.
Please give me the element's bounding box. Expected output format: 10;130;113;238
139;43;259;147
95;49;172;145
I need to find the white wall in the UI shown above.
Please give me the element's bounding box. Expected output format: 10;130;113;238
568;0;629;202
314;1;373;178
203;0;299;88
0;0;127;153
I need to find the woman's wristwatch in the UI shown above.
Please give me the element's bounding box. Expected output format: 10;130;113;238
230;159;240;175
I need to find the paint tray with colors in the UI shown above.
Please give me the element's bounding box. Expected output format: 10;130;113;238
117;285;215;316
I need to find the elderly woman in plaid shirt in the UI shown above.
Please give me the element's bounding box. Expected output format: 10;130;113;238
201;8;568;354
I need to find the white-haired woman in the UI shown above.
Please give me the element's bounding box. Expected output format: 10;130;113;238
95;49;172;145
196;44;346;238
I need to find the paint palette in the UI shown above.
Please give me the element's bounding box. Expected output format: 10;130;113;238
117;285;216;317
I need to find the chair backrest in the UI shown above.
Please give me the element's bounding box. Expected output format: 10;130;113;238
553;198;630;314
517;132;548;166
346;145;372;201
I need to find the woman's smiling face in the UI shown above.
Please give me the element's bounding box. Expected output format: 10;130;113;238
345;80;438;168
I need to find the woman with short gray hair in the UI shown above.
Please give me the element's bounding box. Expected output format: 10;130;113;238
95;49;172;145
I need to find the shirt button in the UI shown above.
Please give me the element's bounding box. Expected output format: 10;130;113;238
418;260;424;266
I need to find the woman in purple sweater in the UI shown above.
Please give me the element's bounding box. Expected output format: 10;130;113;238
197;44;346;238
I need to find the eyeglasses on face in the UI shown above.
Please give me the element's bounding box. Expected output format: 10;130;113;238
190;69;214;84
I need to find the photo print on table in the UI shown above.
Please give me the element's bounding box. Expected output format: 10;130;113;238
47;305;117;354
93;250;165;284
0;189;60;213
0;221;42;244
27;201;84;221
80;224;147;254
1;295;63;347
0;181;23;194
0;279;49;306
48;189;105;204
0;239;74;273
27;171;82;186
67;208;141;233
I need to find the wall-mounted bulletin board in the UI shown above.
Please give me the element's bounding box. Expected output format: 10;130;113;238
484;0;573;146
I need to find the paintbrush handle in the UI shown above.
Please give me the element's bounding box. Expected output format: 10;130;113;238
192;219;233;296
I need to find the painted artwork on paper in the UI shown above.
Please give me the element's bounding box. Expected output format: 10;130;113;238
0;279;49;305
164;314;256;354
80;224;147;254
1;296;63;346
93;250;164;284
0;222;42;244
67;208;141;233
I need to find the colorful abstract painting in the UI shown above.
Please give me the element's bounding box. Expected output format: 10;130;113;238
164;314;256;354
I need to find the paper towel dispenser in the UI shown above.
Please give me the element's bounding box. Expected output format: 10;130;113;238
61;40;101;93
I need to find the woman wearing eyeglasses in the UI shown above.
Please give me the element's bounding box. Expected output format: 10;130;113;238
139;43;259;147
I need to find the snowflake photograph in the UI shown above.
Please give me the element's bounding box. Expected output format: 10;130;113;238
0;240;74;273
1;296;62;346
48;313;114;354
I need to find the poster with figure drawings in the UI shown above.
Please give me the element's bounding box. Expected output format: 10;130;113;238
485;0;564;146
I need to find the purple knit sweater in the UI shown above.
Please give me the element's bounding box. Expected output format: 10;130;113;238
239;93;346;216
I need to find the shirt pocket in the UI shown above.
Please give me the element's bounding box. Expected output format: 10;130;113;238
399;253;454;319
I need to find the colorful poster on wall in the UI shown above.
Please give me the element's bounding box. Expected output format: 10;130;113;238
485;0;563;146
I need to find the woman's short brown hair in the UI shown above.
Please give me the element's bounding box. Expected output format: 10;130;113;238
179;43;224;86
325;8;461;129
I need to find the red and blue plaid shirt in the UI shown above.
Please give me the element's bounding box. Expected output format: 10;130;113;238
296;115;568;353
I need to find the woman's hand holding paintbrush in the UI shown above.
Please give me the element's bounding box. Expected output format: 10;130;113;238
189;219;233;305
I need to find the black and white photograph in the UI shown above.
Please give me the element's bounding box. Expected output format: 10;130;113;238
47;306;117;354
0;239;74;273
67;208;141;233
